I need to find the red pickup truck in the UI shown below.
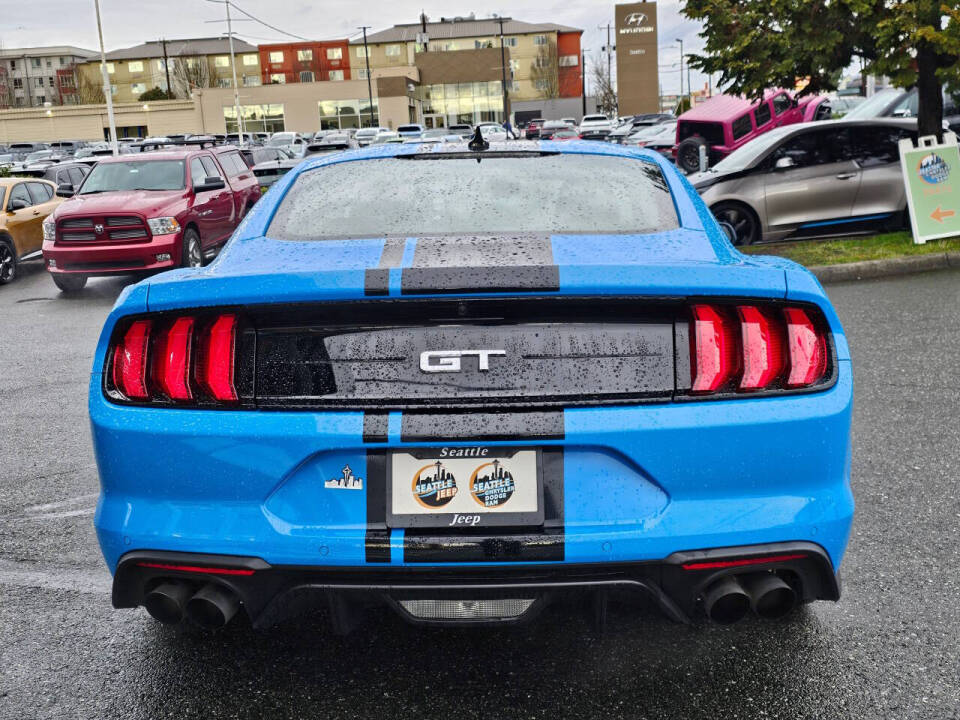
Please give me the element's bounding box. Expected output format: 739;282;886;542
42;145;260;292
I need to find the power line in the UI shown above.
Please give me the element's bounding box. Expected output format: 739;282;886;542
225;0;311;41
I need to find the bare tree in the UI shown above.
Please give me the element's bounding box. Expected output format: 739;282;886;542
591;53;617;116
75;69;105;105
169;56;213;98
530;40;559;99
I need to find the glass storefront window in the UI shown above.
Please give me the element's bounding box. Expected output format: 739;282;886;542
317;98;378;129
223;103;285;134
415;81;503;126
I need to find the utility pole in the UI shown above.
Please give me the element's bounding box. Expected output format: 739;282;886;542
581;48;588;116
420;12;429;52
359;26;374;127
161;38;171;97
93;0;118;156
497;17;509;128
675;38;684;110
598;23;612;86
206;0;244;138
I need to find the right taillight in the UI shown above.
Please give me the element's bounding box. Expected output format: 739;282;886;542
106;312;250;406
688;303;830;396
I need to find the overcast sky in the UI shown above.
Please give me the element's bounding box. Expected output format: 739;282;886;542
2;0;708;96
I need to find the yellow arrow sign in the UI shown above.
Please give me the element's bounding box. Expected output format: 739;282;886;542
931;206;957;223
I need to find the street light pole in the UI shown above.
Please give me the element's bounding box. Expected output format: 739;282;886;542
581;48;588;116
497;17;509;128
205;0;244;138
93;0;118;156
359;26;374;127
676;38;684;111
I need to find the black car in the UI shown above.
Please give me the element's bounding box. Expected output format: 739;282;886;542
608;114;675;143
16;161;90;191
7;142;49;161
48;140;88;157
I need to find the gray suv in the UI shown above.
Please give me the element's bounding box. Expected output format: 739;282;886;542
689;118;918;245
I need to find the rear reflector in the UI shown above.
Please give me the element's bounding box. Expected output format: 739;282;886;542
689;303;829;394
134;561;255;576
681;553;807;571
112;319;152;400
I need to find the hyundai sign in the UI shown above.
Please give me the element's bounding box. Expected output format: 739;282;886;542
615;2;659;114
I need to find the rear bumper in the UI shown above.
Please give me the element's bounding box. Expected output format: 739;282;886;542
112;541;840;628
43;232;181;275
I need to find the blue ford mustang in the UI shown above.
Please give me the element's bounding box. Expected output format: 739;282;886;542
90;136;854;631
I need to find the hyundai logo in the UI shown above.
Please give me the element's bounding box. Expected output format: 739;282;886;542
419;349;506;373
625;12;647;25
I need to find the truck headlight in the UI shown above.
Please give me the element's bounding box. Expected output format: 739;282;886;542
147;217;180;235
43;217;56;242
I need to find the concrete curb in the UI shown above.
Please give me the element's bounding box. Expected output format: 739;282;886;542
810;252;960;283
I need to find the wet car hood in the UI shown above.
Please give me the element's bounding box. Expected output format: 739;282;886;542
53;189;186;218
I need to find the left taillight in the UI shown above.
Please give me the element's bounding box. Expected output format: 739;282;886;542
105;312;252;406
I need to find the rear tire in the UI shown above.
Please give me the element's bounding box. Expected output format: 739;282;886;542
0;240;17;285
182;227;203;268
712;202;760;246
677;136;709;173
51;273;87;293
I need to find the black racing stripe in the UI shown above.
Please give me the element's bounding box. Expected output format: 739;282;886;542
403;447;565;563
362;412;389;443
400;411;564;442
401;234;559;294
365;451;390;563
364;237;406;296
401;266;560;295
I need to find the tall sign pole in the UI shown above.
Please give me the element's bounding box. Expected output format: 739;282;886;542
93;0;118;155
360;26;374;127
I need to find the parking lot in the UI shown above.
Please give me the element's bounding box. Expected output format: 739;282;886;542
0;261;957;719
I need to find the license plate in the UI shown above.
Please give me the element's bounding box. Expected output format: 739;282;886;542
386;446;543;529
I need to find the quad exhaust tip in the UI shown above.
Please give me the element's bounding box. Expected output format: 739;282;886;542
143;581;192;625
703;575;751;625
741;573;797;620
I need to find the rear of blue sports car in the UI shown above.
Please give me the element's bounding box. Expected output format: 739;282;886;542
91;141;853;631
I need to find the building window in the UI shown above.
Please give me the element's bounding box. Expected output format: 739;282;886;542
214;56;230;67
559;55;578;67
243;54;257;66
318;97;379;129
60;56;69;65
269;73;286;84
13;78;22;89
437;42;458;51
297;49;313;62
223;103;285;134
503;37;518;47
35;77;44;88
508;80;520;92
156;59;166;71
299;70;314;83
535;79;550;91
128;60;144;73
243;75;261;86
355;46;370;58
110;85;118;95
9;60;15;70
106;62;115;74
36;95;46;104
534;35;548;45
356;68;369;80
269;51;284;63
327;47;343;60
509;59;519;72
131;82;146;95
534;55;550;68
385;44;402;57
32;58;42;68
475;39;493;49
328;70;344;81
217;77;231;88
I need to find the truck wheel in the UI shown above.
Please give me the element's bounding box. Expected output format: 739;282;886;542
52;273;88;293
677;136;709;174
182;228;203;268
0;240;17;285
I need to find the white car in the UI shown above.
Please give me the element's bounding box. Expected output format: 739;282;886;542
578;114;614;134
478;124;508;142
354;127;389;147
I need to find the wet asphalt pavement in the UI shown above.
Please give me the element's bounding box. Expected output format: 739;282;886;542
1;261;959;720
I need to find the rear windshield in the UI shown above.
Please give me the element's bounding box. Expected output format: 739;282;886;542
268;154;678;239
78;160;185;193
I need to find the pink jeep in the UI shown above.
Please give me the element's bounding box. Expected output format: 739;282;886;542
673;89;831;173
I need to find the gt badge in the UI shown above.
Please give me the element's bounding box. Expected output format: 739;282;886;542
469;459;516;508
412;461;458;508
325;465;363;490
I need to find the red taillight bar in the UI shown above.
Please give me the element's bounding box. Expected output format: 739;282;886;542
681;553;807;571
134;561;255;576
689;303;829;394
107;312;243;405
